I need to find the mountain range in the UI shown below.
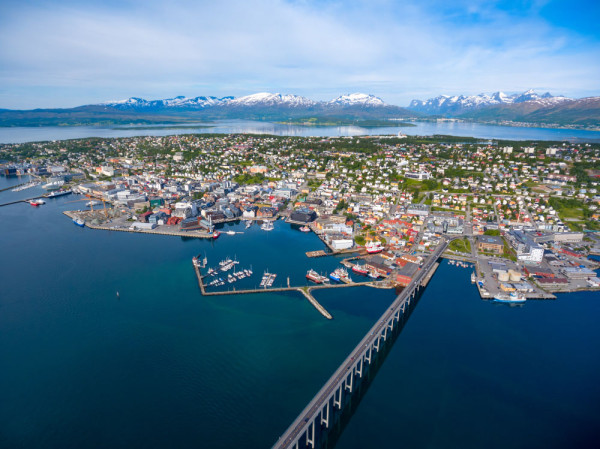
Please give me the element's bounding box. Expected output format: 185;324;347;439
0;93;415;127
0;90;598;128
407;89;570;116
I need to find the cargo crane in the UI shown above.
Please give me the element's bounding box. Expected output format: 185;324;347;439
65;196;110;219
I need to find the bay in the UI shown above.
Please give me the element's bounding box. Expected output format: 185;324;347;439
1;119;600;144
1;176;599;449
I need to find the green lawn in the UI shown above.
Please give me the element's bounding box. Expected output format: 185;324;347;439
448;238;471;253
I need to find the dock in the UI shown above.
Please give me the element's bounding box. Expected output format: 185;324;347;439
63;211;215;239
306;250;328;258
193;263;388;320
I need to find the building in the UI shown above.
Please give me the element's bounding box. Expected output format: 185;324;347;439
405;171;431;180
365;255;392;277
561;266;597;279
395;262;420;286
406;203;430;217
510;230;544;264
330;237;354;250
553;232;584;243
290;208;317;223
477;235;503;254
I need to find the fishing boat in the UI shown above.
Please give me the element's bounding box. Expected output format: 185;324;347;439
226;230;236;235
493;292;526;304
29;198;45;206
245;220;252;229
299;226;310;233
329;267;350;283
306;269;328;284
212;231;221;239
368;271;380;279
352;263;369;275
73;217;85;227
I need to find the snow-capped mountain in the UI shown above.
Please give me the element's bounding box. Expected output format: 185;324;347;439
228;92;316;107
92;91;415;120
327;93;386;107
102;95;234;110
101;92;390;111
408;89;570;116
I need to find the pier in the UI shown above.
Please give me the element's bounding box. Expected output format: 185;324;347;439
271;238;449;449
192;263;391;320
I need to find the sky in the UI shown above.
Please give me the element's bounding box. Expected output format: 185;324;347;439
0;0;599;109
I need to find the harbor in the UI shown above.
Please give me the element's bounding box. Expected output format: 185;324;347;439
192;259;393;320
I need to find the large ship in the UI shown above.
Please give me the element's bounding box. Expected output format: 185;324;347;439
42;180;65;191
493;292;526;304
29;198;45;207
306;269;328;284
47;189;72;198
365;241;384;254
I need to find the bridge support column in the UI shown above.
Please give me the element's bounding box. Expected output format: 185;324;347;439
321;402;330;428
394;309;400;322
334;384;342;409
365;346;372;364
356;357;363;378
306;419;315;449
345;370;354;393
381;326;388;342
388;319;394;331
374;336;380;352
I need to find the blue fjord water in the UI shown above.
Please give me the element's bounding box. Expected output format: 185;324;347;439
0;176;599;449
1;119;600;144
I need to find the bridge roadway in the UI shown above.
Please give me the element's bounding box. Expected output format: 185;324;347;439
273;238;449;449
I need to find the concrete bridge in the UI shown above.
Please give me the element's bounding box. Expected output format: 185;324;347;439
272;238;449;449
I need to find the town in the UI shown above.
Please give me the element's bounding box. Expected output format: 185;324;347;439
2;133;600;302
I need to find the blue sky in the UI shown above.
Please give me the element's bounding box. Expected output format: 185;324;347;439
0;0;598;109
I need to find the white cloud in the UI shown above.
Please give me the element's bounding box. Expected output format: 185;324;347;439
0;0;598;108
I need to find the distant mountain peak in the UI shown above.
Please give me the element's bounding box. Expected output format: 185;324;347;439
408;89;571;116
328;93;386;107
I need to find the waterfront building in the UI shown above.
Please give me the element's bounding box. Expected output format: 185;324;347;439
290;208;317;223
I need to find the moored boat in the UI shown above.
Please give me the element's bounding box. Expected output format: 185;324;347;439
47;189;72;198
365;241;384;254
493;292;526;304
261;221;274;231
352;263;369;275
213;231;221;239
299;226;310;232
307;269;328;284
329;267;350;283
73;217;85;227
